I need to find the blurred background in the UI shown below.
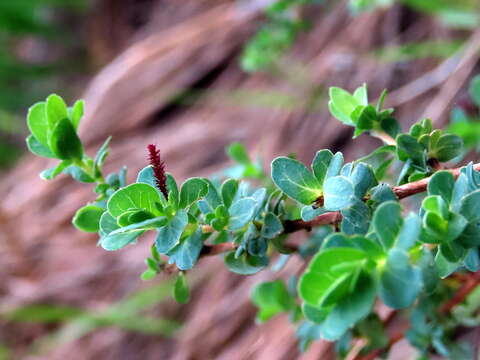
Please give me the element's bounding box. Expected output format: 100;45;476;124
0;0;479;359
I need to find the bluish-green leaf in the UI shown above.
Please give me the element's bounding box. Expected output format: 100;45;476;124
63;165;94;183
100;230;143;251
228;197;257;230
26;135;56;158
378;248;422;309
261;212;283;239
323;176;354;211
40;160;70;180
341;200;370;236
155;210;188;253
271;157;322;205
372;201;402;250
167;228;204;270
349;163;377;198
108;183;162;217
224;252;268;275
428;171;455;203
325;152;344;179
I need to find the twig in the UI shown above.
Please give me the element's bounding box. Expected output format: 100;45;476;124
198;162;480;260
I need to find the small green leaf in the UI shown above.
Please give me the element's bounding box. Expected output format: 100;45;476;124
433;134;463;162
396;134;425;167
27;102;49;147
328;87;361;126
311;150;333;184
271;157;322;205
323;176;354;211
179;178;208;209
108;183;162;217
72;205;104;232
173;273;190;304
224;252;268;275
321;273;375;341
166;173;179;208
226;142;250;164
155;210;188;253
299;248;367;307
251;280;295;323
46;94;68;128
218;179;237;210
26;135;56;158
228;197;257;230
49;118;83;160
378;248;422;309
198;179;222;214
70;99;84;129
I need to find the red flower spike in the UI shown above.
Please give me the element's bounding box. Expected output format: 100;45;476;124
147;144;168;200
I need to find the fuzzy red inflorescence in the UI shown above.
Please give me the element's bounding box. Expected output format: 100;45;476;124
147;144;168;199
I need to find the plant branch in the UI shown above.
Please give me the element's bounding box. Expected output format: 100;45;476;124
198;162;480;261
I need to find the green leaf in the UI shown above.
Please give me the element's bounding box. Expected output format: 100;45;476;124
271;157;322;205
219;179;238;209
433;134;463;162
40;160;70;180
428;171;455;203
321;273;375;341
46;94;68;128
26;134;56;158
226;142;250;164
299;248;367;307
328;87;361;126
155;210;188;253
166;173;179;209
435;250;461;278
49;118;83;160
354;105;377;136
70;99;84;129
378;248;422;309
323;233;384;260
397;133;425;166
228;197;257;230
173;273;190;304
111;216;168;234
224;252;268;275
349;163;377;198
261;212;284;239
311;150;333;184
99;212;119;237
72;205;104;232
396;213;421;250
353;84;369;106
251;280;295;323
108;183;162;217
27;102;49;147
458;190;480;247
372;201;402;250
167;228;204;270
179;178;208;209
422;195;449;218
323;176;354;211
